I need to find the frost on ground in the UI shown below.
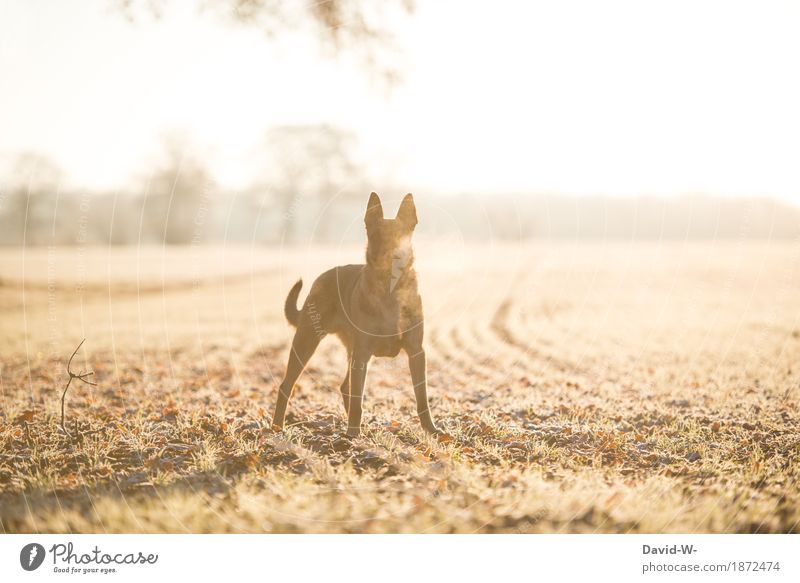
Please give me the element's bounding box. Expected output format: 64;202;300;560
0;243;798;533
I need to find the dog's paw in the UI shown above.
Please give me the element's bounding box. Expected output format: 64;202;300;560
422;422;443;436
332;435;352;451
425;425;454;443
436;431;454;444
345;426;361;438
270;423;284;433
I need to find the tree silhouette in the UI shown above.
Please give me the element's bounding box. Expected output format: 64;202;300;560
0;153;64;246
261;124;361;243
142;136;216;245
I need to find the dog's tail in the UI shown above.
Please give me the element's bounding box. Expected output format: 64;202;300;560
284;279;303;327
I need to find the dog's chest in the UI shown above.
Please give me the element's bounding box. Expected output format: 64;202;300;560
351;275;420;357
364;305;402;356
371;334;403;357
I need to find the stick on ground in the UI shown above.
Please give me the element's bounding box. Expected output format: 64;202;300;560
60;338;96;435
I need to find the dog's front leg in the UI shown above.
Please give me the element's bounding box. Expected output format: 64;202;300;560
345;349;370;437
408;348;440;434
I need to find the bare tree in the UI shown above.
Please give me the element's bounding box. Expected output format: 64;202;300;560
140;136;216;245
0;153;64;246
261;124;362;243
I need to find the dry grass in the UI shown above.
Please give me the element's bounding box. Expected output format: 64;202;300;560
1;242;799;533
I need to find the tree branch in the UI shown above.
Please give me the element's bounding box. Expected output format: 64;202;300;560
60;338;97;436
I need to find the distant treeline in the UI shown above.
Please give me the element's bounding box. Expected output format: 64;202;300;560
4;126;798;245
1;187;797;245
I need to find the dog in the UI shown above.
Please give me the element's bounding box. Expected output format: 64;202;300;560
271;192;440;438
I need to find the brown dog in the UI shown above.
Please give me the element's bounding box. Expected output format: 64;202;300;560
271;192;440;437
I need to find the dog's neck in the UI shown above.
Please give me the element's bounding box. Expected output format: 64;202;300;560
364;248;415;295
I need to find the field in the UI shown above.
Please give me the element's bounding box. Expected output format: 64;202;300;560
1;241;799;533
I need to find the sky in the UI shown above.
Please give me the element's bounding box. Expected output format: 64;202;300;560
2;0;800;203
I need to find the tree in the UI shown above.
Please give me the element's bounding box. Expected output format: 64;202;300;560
142;136;216;245
260;124;362;243
113;0;414;86
0;153;64;246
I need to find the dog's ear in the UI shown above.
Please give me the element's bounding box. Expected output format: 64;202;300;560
365;192;384;226
396;193;418;229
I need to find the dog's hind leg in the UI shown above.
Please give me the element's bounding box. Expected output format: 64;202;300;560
337;338;353;415
339;376;350;415
271;325;321;430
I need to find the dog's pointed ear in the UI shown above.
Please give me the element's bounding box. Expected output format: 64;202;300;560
365;192;383;226
396;193;418;229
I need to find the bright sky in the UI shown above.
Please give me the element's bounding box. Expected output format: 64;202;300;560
2;0;800;202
